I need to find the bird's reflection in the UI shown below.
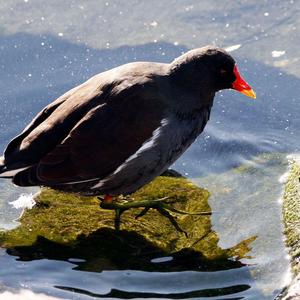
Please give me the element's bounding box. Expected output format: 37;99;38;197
55;284;248;299
0;170;258;299
6;228;248;272
2;171;255;273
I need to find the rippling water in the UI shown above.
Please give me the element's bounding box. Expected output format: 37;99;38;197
0;1;299;299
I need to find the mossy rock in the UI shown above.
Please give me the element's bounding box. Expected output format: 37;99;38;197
0;174;254;272
283;160;300;273
276;159;300;299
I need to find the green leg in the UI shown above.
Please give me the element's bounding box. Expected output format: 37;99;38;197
114;208;124;231
98;196;211;235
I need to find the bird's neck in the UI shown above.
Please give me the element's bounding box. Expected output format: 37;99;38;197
168;82;215;115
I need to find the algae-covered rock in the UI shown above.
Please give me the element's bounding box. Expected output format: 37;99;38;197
0;174;254;271
278;158;300;299
283;159;300;273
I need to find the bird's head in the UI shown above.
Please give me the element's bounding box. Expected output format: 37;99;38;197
170;46;256;99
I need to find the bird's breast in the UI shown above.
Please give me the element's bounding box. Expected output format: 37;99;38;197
161;107;211;165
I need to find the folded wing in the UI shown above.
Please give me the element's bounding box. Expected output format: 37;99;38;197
4;75;166;186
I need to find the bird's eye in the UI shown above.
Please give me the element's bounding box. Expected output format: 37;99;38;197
220;69;227;75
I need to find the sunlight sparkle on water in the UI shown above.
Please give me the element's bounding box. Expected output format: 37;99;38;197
272;50;286;58
225;44;241;52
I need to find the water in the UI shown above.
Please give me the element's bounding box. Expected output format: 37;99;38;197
0;1;299;299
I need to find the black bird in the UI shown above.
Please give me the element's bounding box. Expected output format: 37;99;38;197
0;46;255;230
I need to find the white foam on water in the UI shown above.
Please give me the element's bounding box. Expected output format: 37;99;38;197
279;172;289;184
0;289;62;300
9;193;36;210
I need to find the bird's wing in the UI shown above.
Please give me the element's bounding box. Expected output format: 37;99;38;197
2;75;111;171
11;78;166;186
4;83;83;161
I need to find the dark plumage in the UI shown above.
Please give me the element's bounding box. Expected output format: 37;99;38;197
0;46;255;196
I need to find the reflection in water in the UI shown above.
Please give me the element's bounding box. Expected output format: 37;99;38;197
5;229;245;273
0;174;259;299
55;284;248;299
196;154;291;296
0;246;254;299
0;31;297;298
1;226;255;298
5;231;251;298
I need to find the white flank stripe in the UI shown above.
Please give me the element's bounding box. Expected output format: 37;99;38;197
62;177;100;185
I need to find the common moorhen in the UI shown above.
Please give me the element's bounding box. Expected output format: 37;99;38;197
0;46;255;231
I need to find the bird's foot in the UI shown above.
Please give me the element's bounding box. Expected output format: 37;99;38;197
98;195;211;236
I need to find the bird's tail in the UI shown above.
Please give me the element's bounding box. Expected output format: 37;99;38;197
0;155;36;183
0;155;5;174
0;155;14;178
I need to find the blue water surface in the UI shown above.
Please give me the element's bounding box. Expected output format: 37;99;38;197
0;1;299;299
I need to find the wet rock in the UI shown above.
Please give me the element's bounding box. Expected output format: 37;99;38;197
0;174;254;272
278;158;300;299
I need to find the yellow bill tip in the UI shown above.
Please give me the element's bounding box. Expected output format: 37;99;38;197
240;88;256;99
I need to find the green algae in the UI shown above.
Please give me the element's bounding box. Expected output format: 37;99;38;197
282;160;300;273
275;159;300;300
0;174;255;271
